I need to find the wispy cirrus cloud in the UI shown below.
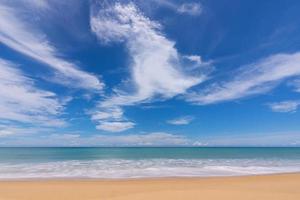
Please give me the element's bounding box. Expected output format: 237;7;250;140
0;124;52;137
17;0;50;9
0;58;65;127
2;130;300;147
0;2;103;91
177;2;202;16
186;52;300;104
0;132;189;147
192;132;300;147
152;0;202;16
90;2;210;132
167;116;194;125
288;79;300;93
268;100;300;113
96;121;136;132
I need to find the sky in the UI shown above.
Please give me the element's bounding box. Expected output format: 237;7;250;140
0;0;300;147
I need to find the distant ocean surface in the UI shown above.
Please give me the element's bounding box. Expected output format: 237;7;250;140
0;147;299;179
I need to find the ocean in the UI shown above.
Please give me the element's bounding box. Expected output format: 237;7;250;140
0;147;299;179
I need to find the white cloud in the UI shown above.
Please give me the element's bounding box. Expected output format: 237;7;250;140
89;132;189;146
90;2;209;131
186;52;300;104
0;58;65;126
49;133;81;140
194;132;300;147
152;0;202;16
268;100;300;113
184;55;202;63
90;2;208;97
2;130;299;147
96;121;135;132
91;107;124;121
0;132;190;146
177;3;202;16
0;3;103;91
0;124;51;137
167;116;194;125
0;126;26;137
26;0;49;9
90;106;135;132
288;79;300;92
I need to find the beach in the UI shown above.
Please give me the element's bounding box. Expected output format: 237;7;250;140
0;148;299;199
1;0;300;199
0;173;299;200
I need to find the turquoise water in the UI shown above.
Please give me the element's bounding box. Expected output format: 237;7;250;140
0;147;299;179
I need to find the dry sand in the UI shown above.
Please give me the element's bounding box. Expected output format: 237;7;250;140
0;173;299;200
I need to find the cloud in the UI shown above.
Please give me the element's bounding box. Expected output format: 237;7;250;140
177;3;202;16
96;121;135;132
90;2;209;131
90;132;189;146
184;55;202;63
0;2;103;91
152;0;202;16
0;124;51;137
288;79;300;92
91;106;124;121
26;0;49;9
0;58;65;126
186;52;300;104
13;0;50;10
49;133;81;140
2;130;300;147
268;100;300;113
90;2;208;96
0;132;190;147
194;132;300;147
167;116;194;125
90;106;136;132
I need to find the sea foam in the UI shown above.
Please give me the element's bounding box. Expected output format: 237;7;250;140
0;158;299;179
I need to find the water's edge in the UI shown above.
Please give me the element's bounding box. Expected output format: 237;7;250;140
0;148;299;179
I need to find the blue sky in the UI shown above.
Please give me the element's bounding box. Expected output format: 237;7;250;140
0;0;300;146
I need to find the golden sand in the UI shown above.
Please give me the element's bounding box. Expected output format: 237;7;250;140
0;173;299;200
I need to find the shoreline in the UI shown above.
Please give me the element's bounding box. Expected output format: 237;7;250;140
0;171;299;182
0;173;299;200
0;170;299;181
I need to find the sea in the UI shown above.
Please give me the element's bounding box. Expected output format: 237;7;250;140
0;147;299;179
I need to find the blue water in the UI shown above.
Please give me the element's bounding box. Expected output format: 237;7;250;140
0;147;299;179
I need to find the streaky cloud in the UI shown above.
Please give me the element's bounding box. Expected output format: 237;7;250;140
0;3;104;91
0;132;189;147
167;116;194;125
288;78;300;93
0;58;66;127
177;2;202;16
152;0;202;16
0;125;52;137
186;52;300;104
268;100;300;113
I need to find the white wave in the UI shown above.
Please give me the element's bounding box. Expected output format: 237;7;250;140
0;159;299;179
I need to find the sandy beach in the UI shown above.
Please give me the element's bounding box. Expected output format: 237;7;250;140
0;173;299;200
